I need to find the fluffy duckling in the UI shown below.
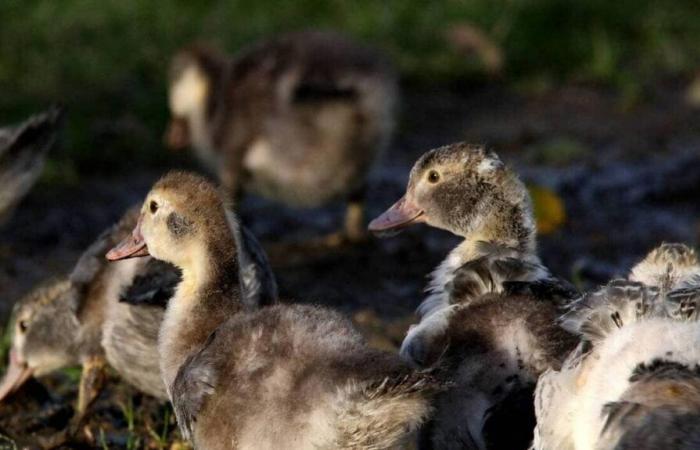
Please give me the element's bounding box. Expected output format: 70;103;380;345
107;171;441;450
165;31;397;242
0;206;276;441
369;143;577;449
0;106;62;223
534;243;700;450
0;209;174;443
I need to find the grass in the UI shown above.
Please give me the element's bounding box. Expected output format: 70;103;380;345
0;318;14;371
119;396;142;450
1;0;699;180
146;408;171;450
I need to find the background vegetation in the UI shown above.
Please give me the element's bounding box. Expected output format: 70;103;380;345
1;0;700;175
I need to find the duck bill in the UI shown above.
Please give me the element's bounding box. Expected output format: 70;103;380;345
164;116;190;151
106;216;150;261
0;350;33;402
368;196;425;237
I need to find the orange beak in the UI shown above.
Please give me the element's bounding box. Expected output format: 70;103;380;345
106;215;150;261
368;195;425;237
0;349;33;402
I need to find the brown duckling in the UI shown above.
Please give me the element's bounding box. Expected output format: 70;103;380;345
0;106;62;224
534;244;700;450
107;171;441;450
0;205;276;443
165;31;398;243
370;143;577;449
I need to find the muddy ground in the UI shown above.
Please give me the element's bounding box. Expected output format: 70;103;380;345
1;82;699;448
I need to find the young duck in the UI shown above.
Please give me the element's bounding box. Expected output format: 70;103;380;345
0;206;276;441
107;171;441;450
0;106;62;223
369;143;577;449
534;243;700;450
165;31;398;242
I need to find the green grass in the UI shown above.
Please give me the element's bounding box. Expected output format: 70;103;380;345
1;0;699;179
119;396;142;450
147;408;171;450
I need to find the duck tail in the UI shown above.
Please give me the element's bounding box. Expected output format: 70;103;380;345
334;371;446;449
560;279;660;343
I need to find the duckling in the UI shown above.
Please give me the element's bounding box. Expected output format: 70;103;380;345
0;209;174;445
534;243;700;450
0;205;276;443
369;143;578;449
165;31;398;243
0;106;62;224
107;171;441;450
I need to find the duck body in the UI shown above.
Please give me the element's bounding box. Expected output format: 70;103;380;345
0;107;62;223
166;31;397;209
534;244;700;450
427;292;575;450
107;171;440;450
369;143;578;450
0;208;175;406
175;303;435;450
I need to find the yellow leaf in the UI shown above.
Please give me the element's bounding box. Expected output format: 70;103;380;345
529;185;566;235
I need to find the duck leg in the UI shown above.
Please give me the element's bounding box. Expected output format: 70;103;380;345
303;186;369;247
343;186;368;243
73;356;107;433
35;357;106;449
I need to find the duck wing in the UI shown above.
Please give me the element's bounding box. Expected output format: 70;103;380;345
0;106;62;221
170;329;220;442
119;259;181;307
503;276;579;307
447;254;556;305
228;212;278;309
597;361;700;450
560;279;661;343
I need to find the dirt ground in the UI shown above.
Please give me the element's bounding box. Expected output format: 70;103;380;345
1;81;699;448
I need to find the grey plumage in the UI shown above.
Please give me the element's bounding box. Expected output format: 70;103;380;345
228;212;278;309
0;106;62;223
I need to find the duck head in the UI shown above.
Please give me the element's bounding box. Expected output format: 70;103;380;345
0;280;80;401
165;46;226;152
370;143;535;246
107;172;236;281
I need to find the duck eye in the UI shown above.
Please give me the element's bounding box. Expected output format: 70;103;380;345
427;170;440;184
18;320;28;333
150;201;159;214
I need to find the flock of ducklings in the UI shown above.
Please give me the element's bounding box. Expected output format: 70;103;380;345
1;30;700;450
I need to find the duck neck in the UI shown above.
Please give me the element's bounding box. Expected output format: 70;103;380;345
455;196;537;266
158;236;241;390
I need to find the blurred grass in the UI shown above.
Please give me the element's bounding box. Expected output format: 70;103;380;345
1;0;699;178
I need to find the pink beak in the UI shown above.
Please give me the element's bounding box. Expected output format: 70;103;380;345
0;349;33;402
106;215;150;261
368;195;425;237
